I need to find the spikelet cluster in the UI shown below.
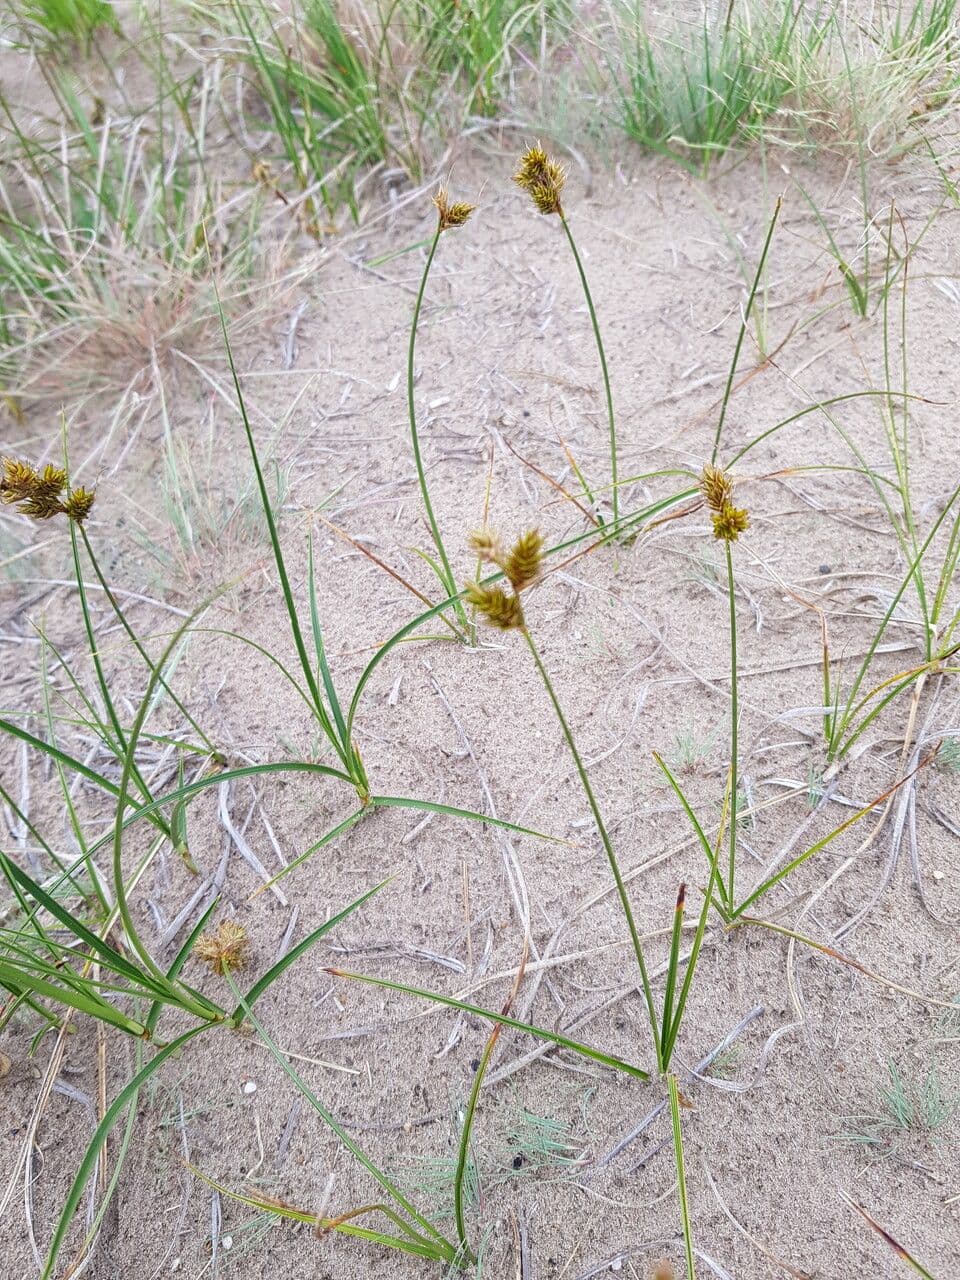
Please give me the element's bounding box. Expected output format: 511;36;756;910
464;582;524;629
194;920;249;975
700;463;749;543
650;1262;679;1280
433;187;475;232
512;145;566;216
465;527;545;629
1;456;95;524
504;528;544;590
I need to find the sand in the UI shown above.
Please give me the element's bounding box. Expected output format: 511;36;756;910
1;50;960;1280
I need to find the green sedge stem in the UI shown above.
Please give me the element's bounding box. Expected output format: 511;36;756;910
78;526;221;758
560;214;618;528
711;196;781;464
454;1027;494;1261
407;223;470;637
725;540;739;906
668;1073;696;1280
520;625;661;1069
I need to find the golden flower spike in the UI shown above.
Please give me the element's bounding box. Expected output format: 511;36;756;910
468;528;507;569
504;528;544;591
433;187;475;232
194;920;249;975
700;463;749;542
711;503;750;542
699;463;733;513
465;582;524;630
61;487;96;524
1;455;95;523
465;529;545;630
512;145;566;217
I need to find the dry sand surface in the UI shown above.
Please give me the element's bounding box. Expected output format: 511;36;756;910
2;73;960;1280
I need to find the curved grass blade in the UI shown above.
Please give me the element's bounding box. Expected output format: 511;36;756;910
839;1190;937;1278
187;1166;447;1260
370;794;563;844
251;806;369;897
324;968;649;1079
731;747;936;918
235;879;389;1017
40;1024;212;1280
223;972;457;1260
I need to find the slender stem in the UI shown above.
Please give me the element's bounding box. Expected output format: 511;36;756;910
215;286;351;772
521;625;660;1067
78;527;221;758
454;1027;496;1261
407;224;470;635
668;1073;696;1280
226;972;455;1258
725;541;739;906
560;214;618;527
710;197;781;463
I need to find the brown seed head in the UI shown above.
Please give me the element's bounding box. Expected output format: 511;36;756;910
433;187;475;232
711;502;750;542
465;582;524;629
62;487;96;524
700;463;733;513
1;457;68;518
504;528;544;591
194;920;249;975
650;1262;679;1280
512;145;566;216
1;456;74;520
1;457;42;504
468;528;507;569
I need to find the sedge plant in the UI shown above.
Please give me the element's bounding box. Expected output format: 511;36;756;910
406;188;477;640
512;145;620;529
464;525;730;1271
607;0;811;175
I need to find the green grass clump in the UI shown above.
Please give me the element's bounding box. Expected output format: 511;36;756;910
17;0;116;42
839;1058;959;1157
404;0;559;116
609;1;811;173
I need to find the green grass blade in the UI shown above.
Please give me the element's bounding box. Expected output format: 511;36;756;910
211;263;343;755
668;1073;697;1279
252;807;368;896
187;1166;446;1259
224;972;456;1258
325;968;649;1079
145;897;222;1037
235;879;388;1016
711;196;781;462
660;883;686;1061
307;530;349;748
370;794;562;844
40;1024;212;1280
0;961;146;1035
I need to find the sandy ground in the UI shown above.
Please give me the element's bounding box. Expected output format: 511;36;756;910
2;78;960;1280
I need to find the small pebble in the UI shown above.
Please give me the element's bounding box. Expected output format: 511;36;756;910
222;1236;233;1251
241;1079;257;1096
932;869;945;881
